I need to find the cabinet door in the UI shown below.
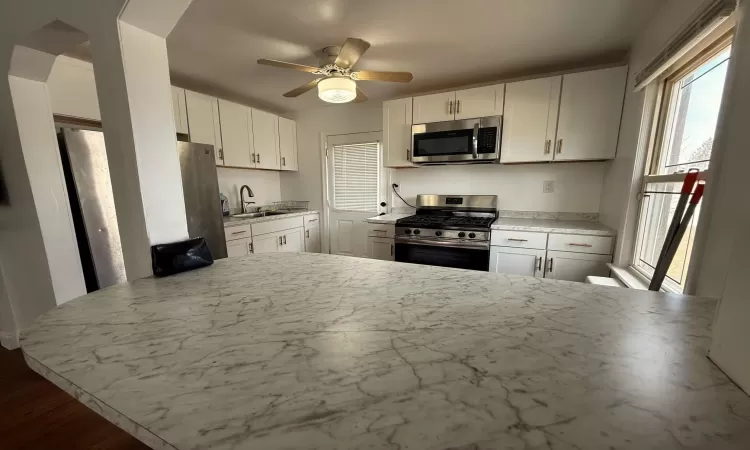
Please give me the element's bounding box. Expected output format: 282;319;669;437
412;92;456;124
278;117;298;171
555;66;627;161
251;109;281;170
454;85;504;120
185;90;216;147
218;99;253;168
211;97;224;165
226;237;251;258
171;87;188;134
280;228;304;253
304;226;321;253
489;247;546;277
545;251;611;283
383;98;414;168
369;238;395;261
500;77;561;163
253;233;280;254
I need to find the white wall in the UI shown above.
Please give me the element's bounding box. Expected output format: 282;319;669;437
392;163;606;213
217;167;280;212
598;0;714;266
47;55;100;120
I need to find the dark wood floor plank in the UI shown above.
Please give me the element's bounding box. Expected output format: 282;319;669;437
0;346;150;450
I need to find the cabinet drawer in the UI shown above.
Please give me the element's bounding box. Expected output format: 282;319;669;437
547;233;612;255
252;216;304;236
225;224;252;241
367;223;395;238
490;230;547;249
304;213;320;229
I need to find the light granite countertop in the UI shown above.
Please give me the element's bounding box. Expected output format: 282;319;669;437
21;253;750;450
223;210;319;228
364;213;413;225
492;218;617;237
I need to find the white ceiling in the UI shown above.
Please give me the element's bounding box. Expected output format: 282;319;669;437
165;0;664;114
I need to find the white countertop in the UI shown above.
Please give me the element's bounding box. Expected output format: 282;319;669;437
223;210;318;228
21;253;750;450
491;218;616;236
364;213;412;225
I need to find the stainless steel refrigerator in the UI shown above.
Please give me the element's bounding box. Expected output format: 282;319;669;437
58;128;227;293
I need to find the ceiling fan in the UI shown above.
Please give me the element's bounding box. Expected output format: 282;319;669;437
257;38;413;104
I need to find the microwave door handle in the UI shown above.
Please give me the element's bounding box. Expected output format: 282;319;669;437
472;123;479;159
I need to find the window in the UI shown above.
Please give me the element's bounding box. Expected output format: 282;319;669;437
332;141;380;213
633;38;731;292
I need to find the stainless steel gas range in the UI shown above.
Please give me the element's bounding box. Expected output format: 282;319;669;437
395;195;498;271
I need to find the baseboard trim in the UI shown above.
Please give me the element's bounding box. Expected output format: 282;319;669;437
0;331;20;350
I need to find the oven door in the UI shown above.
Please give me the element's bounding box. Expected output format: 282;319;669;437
395;237;490;271
411;116;501;164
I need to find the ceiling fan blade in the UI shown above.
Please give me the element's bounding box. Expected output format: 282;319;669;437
334;38;370;69
354;87;368;103
283;78;322;97
353;70;413;83
257;59;320;73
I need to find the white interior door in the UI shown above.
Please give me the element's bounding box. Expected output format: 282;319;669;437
326;132;385;257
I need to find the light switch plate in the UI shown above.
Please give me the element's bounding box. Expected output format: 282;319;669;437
543;181;555;194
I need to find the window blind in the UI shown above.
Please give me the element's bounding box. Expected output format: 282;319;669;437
332;141;380;213
634;0;735;91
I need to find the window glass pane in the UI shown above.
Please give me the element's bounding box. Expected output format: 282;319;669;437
634;181;701;291
659;47;730;174
333;142;379;213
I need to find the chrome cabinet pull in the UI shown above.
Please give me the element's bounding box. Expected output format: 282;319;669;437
568;243;593;247
507;238;528;242
406;149;411;161
548;258;554;272
282;156;286;166
448;100;453;115
257;153;261;164
306;230;310;238
308;218;318;222
231;230;246;235
391;244;394;256
556;139;563;154
283;235;287;245
544;140;551;155
456;99;461;115
252;153;256;163
218;148;224;159
248;242;253;253
537;256;542;271
278;236;283;246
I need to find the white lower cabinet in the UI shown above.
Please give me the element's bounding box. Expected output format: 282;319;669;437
545;251;610;282
489;247;546;277
369;237;395;261
305;226;321;253
253;233;280;254
226;237;252;258
252;228;305;254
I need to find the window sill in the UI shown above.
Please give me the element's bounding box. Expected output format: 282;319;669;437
607;264;650;290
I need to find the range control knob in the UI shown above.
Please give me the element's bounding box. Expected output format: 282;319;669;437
404;229;412;235
413;229;421;235
458;232;466;238
468;232;476;239
435;230;443;237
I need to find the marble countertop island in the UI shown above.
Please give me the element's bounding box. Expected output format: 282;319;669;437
21;253;750;450
364;212;413;224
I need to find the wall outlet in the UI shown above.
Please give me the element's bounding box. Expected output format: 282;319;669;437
543;180;555;194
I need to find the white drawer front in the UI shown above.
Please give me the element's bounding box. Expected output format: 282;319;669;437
491;230;547;249
304;213;320;229
367;223;395;239
225;224;252;241
547;233;613;255
252;216;304;236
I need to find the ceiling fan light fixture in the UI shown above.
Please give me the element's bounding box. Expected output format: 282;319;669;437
318;77;357;103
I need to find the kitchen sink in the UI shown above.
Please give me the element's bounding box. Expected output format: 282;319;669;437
231;212;266;219
262;211;290;216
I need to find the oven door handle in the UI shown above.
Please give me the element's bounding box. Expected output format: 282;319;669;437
395;237;489;251
472;123;479;159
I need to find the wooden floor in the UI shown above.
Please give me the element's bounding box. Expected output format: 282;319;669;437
0;346;149;450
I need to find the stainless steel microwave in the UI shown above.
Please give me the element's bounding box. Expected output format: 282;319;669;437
411;115;502;164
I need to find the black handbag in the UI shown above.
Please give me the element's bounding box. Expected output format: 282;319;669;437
151;237;213;277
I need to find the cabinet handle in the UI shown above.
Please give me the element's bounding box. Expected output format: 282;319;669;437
556;139;563;154
548;258;554;273
456;99;461;115
306;230;310;238
278;236;283;246
507;238;528;242
406;149;411;161
391;244;394;257
249;242;253;253
218;148;224;159
308;218;318;222
231;230;247;235
258;153;261;164
544;140;551;155
537;256;542;271
252;153;256;163
448;100;453;115
282;156;286;166
568;243;593;247
283;235;287;245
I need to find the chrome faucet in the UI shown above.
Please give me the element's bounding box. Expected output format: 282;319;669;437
240;185;255;213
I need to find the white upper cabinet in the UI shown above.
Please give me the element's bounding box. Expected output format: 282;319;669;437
218;99;253;168
383;98;414;168
555;66;628;161
186;90;224;164
251;108;281;170
171;87;188;135
278;117;298;171
412;92;455;124
500;76;561;163
454;85;504;120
